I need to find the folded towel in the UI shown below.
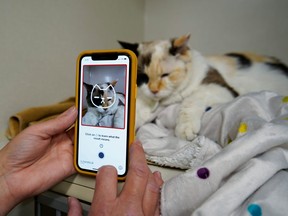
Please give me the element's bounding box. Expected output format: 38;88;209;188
5;97;75;139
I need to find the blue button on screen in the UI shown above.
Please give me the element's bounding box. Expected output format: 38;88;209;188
98;152;104;159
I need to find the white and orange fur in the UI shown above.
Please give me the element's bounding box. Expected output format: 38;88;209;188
119;35;288;140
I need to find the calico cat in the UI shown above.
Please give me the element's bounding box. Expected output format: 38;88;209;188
82;80;125;128
119;34;288;140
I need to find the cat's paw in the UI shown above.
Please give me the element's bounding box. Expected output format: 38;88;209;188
175;120;201;141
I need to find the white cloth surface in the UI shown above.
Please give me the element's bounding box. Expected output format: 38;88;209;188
137;91;288;216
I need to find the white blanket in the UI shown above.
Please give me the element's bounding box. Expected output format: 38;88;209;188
137;91;288;216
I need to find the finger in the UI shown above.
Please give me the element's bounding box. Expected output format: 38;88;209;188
89;166;118;214
142;172;161;215
153;171;164;187
67;197;82;216
120;141;150;202
31;106;78;137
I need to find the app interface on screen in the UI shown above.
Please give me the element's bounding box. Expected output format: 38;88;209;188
78;54;130;175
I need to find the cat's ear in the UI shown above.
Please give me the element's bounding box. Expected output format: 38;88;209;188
169;34;191;56
110;80;118;87
118;41;139;56
83;82;93;92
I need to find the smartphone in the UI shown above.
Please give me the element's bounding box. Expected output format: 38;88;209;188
74;49;137;179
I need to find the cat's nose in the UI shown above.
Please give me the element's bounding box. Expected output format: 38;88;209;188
151;90;158;94
149;83;159;95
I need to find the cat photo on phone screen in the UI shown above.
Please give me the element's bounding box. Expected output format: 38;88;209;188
81;65;126;129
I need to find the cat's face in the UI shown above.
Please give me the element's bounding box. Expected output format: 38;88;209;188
84;81;117;113
119;35;192;101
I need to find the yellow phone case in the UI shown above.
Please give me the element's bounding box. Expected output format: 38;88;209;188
74;49;137;180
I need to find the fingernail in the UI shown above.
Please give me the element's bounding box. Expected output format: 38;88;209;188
65;106;78;117
154;171;162;180
67;106;77;114
98;165;117;173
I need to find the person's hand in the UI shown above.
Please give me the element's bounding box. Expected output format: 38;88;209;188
0;106;78;215
68;140;164;216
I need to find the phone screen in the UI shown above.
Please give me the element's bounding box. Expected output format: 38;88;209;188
76;52;133;177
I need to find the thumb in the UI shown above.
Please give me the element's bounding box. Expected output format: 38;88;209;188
67;197;83;216
32;106;78;137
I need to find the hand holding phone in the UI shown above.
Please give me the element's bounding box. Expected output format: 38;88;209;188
74;50;137;179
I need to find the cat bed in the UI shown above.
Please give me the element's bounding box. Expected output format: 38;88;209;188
137;91;288;215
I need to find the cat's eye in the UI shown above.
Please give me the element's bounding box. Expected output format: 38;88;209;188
161;73;169;78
